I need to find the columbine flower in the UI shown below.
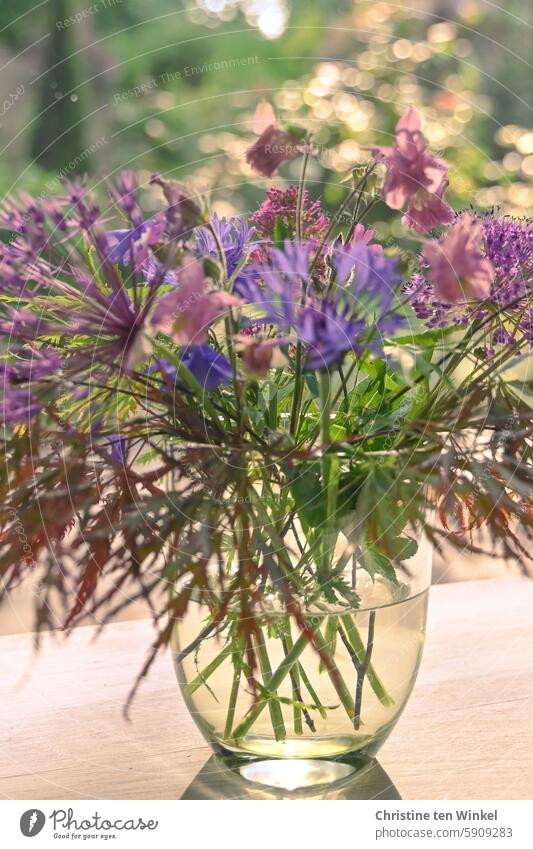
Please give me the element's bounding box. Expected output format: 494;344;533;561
422;214;494;304
349;223;382;255
195;213;255;277
246;103;303;178
236;336;285;378
151;256;240;345
369;107;453;233
296;298;366;370
405;213;532;348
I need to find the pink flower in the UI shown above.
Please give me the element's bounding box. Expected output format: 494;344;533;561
370;107;453;233
422;214;494;304
246;102;303;178
252;100;276;135
152;256;240;344
237;336;285;378
349;223;382;255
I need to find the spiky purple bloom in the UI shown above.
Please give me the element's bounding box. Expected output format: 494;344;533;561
195;214;255;277
333;243;404;337
234;241;312;329
1;347;61;424
0;174;200;385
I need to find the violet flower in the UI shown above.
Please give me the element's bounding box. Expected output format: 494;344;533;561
195;213;255;277
296;298;366;370
150;347;233;392
234;241;312;330
1;347;61;424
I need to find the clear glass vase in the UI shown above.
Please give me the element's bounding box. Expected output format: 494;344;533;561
171;533;432;792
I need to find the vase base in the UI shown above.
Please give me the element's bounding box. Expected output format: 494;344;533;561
238;758;356;791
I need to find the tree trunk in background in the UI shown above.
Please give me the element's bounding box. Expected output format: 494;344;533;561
30;0;86;171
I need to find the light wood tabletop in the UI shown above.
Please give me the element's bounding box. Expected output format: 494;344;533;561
1;577;532;800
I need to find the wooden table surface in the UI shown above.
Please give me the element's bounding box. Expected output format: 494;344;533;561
1;578;532;800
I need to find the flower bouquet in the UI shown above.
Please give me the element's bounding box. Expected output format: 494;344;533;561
1;104;531;789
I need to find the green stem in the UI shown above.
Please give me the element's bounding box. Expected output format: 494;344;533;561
289;342;304;437
296;145;310;242
184;641;233;697
339;614;394;707
255;628;286;741
297;662;328;720
223;662;242;740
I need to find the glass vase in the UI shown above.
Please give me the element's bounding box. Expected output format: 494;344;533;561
171;532;432;792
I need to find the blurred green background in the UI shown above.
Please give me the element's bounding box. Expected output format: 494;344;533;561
0;0;532;239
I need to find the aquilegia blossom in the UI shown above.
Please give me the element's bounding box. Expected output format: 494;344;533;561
369;107;453;233
246;103;304;178
422;213;494;304
152;256;240;345
405;213;532;346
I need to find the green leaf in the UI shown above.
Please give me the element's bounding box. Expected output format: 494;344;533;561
273;216;288;249
290;464;326;529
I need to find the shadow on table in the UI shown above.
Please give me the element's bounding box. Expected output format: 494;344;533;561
181;754;401;800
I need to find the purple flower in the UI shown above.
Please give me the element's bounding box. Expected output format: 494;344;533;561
234;241;312;330
107;435;128;464
1;347;61;425
405;213;533;346
150;346;233;392
104;216;167;271
181;345;233;391
195;213;255;277
333;243;404;336
296;298;366;370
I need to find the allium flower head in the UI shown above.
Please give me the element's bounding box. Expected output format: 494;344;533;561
369;107;453;233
